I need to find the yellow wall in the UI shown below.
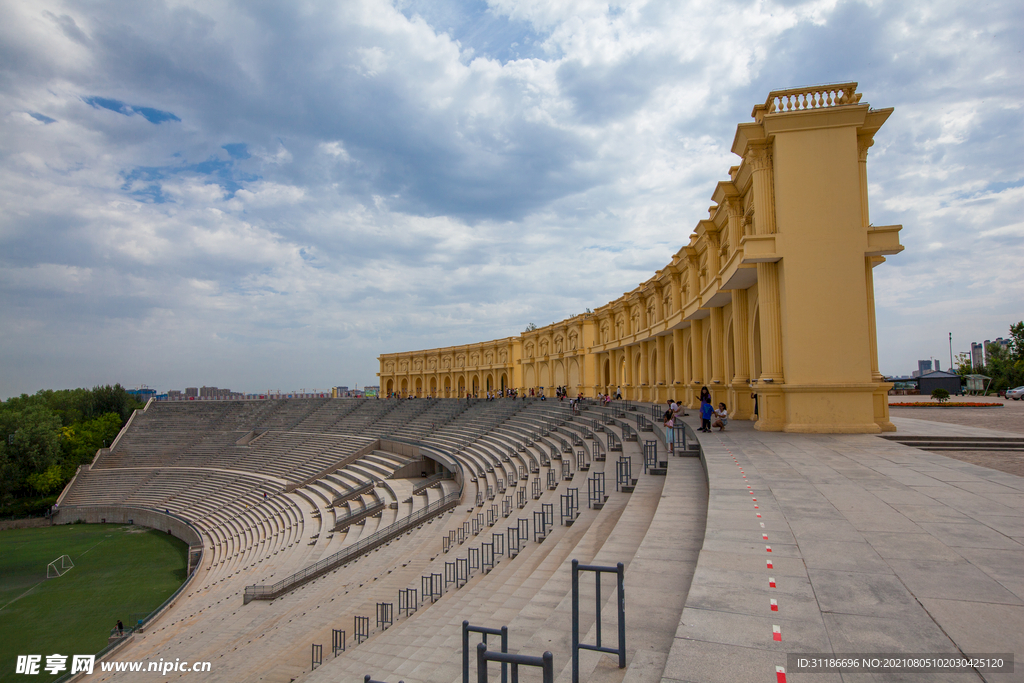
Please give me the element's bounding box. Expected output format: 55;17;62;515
379;83;903;433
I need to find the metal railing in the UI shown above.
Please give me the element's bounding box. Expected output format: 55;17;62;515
477;643;552;683
571;559;625;683
311;643;323;670
463;621;508;683
244;490;460;602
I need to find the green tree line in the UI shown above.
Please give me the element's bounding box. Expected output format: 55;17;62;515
955;321;1024;393
0;385;144;515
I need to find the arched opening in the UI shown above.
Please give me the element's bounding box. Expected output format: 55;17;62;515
386;379;394;396
472;376;479;396
486;374;492;392
415;378;422;397
458;376;466;396
500;373;508;391
603;359;611;390
400;378;408;397
568;359;580;389
444;376;451;397
685;339;693;384
553;361;565;388
539;364;550;388
634;353;642;385
525;366;536;388
429;377;437;396
649;349;658;385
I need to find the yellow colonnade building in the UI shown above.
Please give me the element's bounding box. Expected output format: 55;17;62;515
378;83;903;433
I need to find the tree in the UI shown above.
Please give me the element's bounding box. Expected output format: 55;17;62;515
931;388;950;403
0;405;63;505
1009;321;1024;363
954;352;973;377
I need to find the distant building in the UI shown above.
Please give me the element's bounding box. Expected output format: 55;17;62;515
127;388;157;401
918;369;961;396
167;390;182;399
185;387;198;398
970;342;985;369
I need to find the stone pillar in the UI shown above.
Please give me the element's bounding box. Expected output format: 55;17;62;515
748;143;777;235
672;328;685;398
670;275;682;315
710;306;725;406
656;334;667;402
624;345;633;398
858;137;872;229
640;341;650;401
690;318;704;408
730;289;753;419
755;262;784;382
726;197;743;256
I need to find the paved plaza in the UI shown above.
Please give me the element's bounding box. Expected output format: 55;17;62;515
665;410;1023;683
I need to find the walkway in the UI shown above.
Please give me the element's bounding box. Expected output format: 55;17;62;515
663;415;1023;683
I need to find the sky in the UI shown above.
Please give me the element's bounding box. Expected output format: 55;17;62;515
1;0;1022;398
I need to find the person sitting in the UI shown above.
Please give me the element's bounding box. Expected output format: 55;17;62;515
712;403;729;431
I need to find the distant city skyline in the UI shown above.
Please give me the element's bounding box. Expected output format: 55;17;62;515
1;0;1021;400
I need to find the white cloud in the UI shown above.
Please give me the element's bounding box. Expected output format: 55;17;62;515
0;0;1021;396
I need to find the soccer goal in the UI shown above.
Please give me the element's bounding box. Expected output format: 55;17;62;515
47;554;74;578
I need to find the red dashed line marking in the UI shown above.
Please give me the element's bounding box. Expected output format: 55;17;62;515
770;598;778;611
776;665;787;682
769;577;776;588
773;624;782;641
767;559;773;569
766;545;772;553
763;534;769;540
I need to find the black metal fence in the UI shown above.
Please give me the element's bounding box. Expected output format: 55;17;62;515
571;559;625;683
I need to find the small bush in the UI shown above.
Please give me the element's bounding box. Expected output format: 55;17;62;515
931;388;950;403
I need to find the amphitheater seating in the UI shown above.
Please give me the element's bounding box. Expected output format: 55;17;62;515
55;398;709;683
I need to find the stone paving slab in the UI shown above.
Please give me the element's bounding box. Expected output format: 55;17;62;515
661;414;1024;683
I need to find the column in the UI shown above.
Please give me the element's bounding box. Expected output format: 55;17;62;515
670;274;682;315
672;328;685;394
656;334;666;402
756;262;784;381
690;318;704;408
748;143;777;235
710;306;725;406
730;288;753;419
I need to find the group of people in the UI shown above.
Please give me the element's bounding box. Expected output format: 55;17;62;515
661;387;728;439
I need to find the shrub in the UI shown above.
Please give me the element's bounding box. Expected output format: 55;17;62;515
931;388;950;403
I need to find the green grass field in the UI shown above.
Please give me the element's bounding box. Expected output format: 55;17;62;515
0;524;188;683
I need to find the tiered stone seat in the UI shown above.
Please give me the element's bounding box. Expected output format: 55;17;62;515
65;398;710;683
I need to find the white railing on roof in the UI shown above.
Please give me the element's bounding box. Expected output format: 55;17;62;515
759;83;861;117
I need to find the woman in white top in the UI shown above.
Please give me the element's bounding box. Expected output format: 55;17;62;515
712;403;729;431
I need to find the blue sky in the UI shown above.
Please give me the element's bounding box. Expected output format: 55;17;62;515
1;0;1022;396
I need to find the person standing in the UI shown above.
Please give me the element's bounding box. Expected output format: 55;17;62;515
699;396;713;432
